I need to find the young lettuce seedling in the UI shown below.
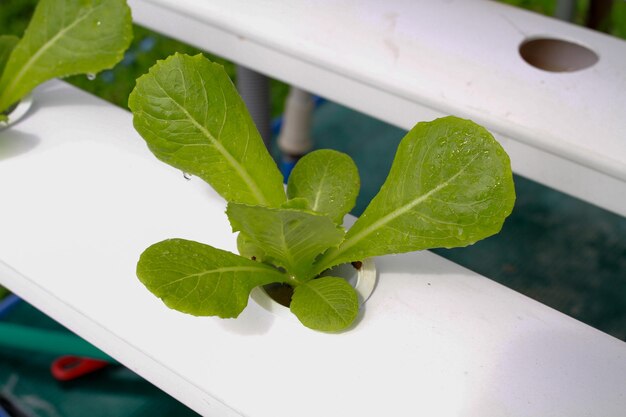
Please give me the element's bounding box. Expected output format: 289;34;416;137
130;53;516;332
0;0;133;124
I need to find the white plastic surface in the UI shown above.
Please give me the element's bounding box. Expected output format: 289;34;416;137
0;94;33;130
129;0;626;216
1;82;625;416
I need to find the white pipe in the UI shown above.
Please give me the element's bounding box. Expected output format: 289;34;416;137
277;87;314;157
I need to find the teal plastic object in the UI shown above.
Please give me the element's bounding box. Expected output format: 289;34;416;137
0;301;199;417
0;323;115;362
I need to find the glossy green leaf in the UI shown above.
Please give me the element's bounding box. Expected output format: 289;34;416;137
236;200;312;262
281;197;310;210
0;36;19;80
0;36;20;123
129;53;286;207
315;116;515;272
236;233;266;262
137;238;287;318
287;149;359;224
0;0;133;112
290;277;358;332
226;203;345;281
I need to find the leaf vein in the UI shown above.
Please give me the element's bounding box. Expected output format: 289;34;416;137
151;76;268;206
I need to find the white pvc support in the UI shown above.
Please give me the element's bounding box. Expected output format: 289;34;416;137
128;0;626;216
1;81;626;417
277;87;314;156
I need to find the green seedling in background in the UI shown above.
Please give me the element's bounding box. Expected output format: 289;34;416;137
130;53;516;332
0;0;132;123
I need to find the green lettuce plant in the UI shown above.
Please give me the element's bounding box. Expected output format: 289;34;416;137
0;0;132;124
130;53;516;332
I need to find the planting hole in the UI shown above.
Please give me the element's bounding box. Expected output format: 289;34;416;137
252;259;377;317
263;283;294;307
262;263;360;308
519;38;598;72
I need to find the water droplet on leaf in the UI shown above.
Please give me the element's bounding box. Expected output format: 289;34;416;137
86;73;96;81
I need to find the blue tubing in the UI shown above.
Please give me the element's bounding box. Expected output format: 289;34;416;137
271;95;326;136
0;294;21;320
280;157;298;181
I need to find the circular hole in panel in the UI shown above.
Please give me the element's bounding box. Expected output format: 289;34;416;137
519;38;598;72
251;259;377;319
